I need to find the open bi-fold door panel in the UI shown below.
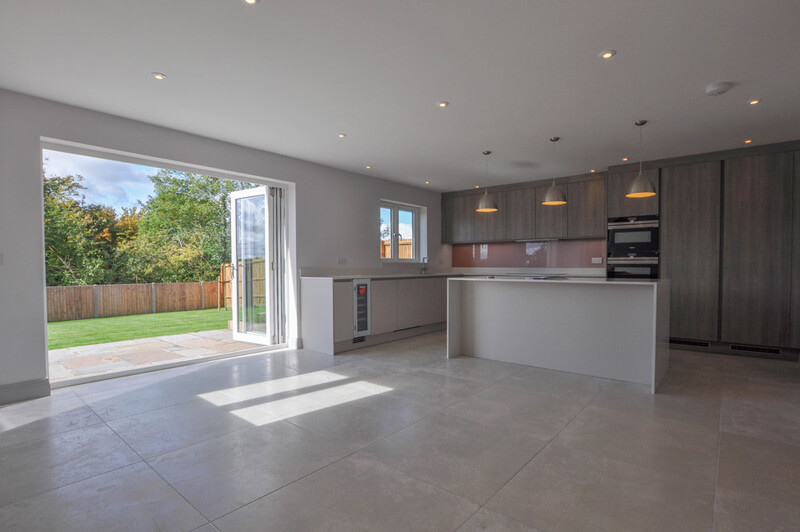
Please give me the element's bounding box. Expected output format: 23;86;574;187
230;186;286;346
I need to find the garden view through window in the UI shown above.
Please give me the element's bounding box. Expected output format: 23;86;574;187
42;148;285;382
379;202;418;260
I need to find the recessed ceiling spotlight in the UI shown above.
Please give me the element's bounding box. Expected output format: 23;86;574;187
590;169;596;173
151;72;167;80
438;101;449;108
242;0;259;4
744;139;752;144
621;157;628;162
338;133;347;138
425;181;431;184
600;50;616;60
365;165;372;169
749;99;760;105
474;185;480;189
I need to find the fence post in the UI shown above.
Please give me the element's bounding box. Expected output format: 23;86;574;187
200;281;205;309
93;285;99;318
151;282;157;314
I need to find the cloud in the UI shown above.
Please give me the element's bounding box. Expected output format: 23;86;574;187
42;149;160;212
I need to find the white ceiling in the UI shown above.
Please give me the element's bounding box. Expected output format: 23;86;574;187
2;1;799;191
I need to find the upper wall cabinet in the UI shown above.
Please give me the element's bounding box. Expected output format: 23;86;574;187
473;191;507;242
660;161;721;341
534;185;567;239
607;168;660;218
567;176;607;238
442;191;506;243
505;187;536;240
721;152;793;347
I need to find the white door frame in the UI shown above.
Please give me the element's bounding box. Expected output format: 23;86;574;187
230;186;271;345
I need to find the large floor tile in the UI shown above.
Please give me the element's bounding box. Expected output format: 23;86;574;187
361;412;547;504
445;382;587;440
107;398;253;458
285;392;438;451
714;488;800;532
717;432;800;507
422;356;527;384
368;368;488;408
0;423;140;506
0;462;206;532
667;349;725;376
456;508;538;532
591;379;721;428
486;444;715;532
500;365;608;401
723;355;800;387
552;405;719;486
148;421;350;520
0;388;103;448
720;381;800;447
213;455;477;532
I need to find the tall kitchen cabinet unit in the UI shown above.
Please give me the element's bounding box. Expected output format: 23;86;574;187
720;152;794;347
607;168;660;218
660;161;722;341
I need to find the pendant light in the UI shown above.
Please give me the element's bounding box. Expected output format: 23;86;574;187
626;120;657;198
475;150;499;213
542;137;567;206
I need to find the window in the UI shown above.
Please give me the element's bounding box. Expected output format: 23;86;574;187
380;201;420;261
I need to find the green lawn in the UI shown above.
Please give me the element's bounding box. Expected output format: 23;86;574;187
48;308;232;350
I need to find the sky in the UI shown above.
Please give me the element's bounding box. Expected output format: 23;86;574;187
43;149;160;212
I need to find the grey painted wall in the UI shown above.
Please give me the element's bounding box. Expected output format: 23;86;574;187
0;88;449;392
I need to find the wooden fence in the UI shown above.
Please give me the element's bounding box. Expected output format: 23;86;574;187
380;239;414;259
219;260;266;310
47;281;221;322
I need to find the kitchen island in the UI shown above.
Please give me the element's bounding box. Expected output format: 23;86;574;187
447;277;670;393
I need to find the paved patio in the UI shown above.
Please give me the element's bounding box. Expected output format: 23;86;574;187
48;329;261;382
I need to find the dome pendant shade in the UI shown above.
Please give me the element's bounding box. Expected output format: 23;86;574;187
542;181;567;206
626;119;656;199
476;189;498;213
625;170;657;198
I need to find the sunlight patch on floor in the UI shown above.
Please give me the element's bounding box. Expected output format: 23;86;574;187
229;380;393;426
198;370;349;407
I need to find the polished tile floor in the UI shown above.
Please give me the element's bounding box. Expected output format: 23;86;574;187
2;331;799;531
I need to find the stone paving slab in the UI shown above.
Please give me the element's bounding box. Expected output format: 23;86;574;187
49;329;259;382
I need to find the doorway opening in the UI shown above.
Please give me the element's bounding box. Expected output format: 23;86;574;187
42;146;288;384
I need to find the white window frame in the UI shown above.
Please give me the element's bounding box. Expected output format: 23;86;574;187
380;201;421;262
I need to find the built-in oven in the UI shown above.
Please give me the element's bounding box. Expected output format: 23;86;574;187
607;257;659;279
607;215;659;258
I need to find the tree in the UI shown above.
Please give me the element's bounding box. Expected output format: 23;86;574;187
43;174;122;285
118;170;254;282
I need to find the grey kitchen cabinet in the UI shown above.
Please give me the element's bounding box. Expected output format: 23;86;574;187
567;176;607;238
370;280;398;335
721;152;794;347
419;277;447;324
333;281;354;342
441;194;475;243
472;191;507;242
607;168;660;218
660;161;722;341
505;186;536;240
535;185;567;239
792;152;800;348
395;278;425;329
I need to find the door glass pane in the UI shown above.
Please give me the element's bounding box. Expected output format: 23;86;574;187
615;230;651;244
236;194;267;336
380;207;392;259
398;209;414;260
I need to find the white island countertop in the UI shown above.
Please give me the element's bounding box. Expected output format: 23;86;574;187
447;276;670;393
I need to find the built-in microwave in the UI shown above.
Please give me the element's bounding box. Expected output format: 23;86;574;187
607;257;659;279
607;215;659;258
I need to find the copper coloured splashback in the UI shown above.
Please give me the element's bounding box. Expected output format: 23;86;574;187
452;239;606;269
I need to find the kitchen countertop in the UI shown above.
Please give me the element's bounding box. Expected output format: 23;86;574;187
450;276;664;286
303;273;458;281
